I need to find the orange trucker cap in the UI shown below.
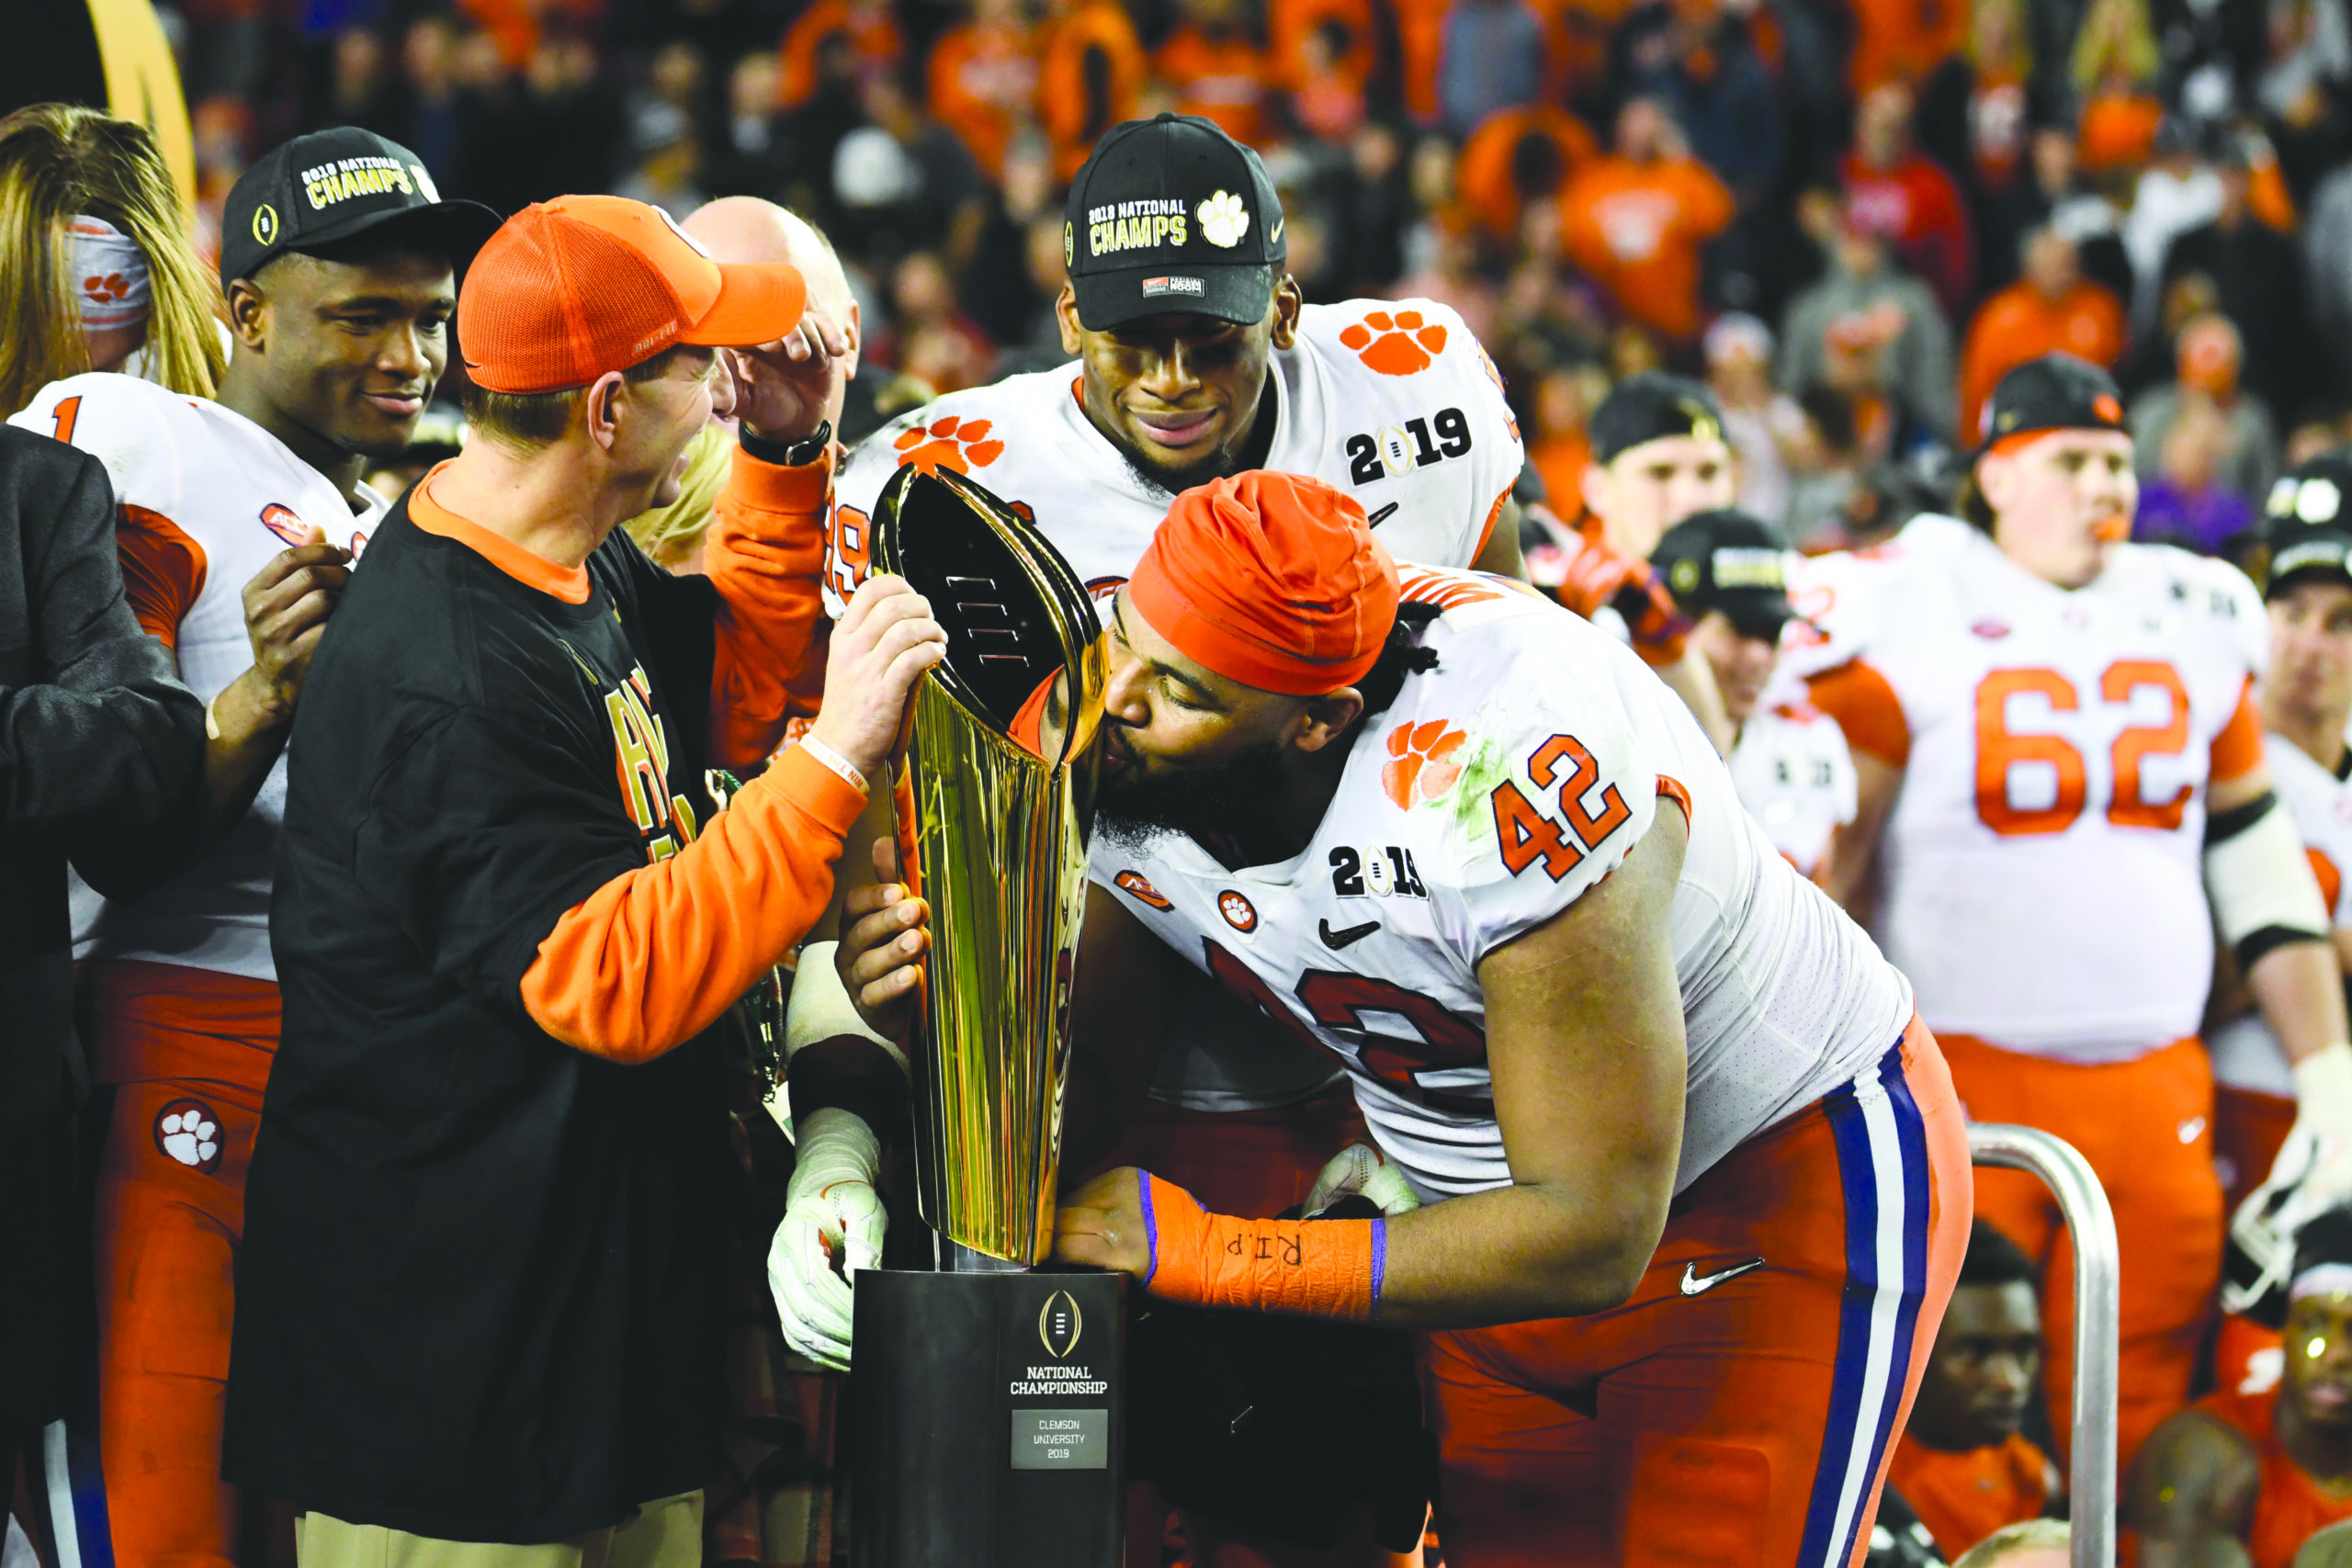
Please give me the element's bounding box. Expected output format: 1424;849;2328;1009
458;196;807;393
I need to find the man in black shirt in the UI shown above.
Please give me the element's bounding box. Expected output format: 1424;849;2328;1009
224;194;943;1557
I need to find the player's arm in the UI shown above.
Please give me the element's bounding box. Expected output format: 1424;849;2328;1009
1054;807;1690;1330
2121;1410;2260;1568
1058;883;1179;1174
1802;656;1911;914
1657;648;1735;756
1815;750;1902;913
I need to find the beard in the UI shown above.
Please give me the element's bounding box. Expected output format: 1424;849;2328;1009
1118;435;1248;499
1096;736;1291;856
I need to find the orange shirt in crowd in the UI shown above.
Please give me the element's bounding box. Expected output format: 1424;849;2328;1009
1959;279;2127;439
1270;0;1376;88
1886;1431;2059;1562
1038;0;1146;180
928;17;1040;177
778;0;905;108
1848;0;1967;91
1154;27;1272;146
1529;430;1590;521
1561;154;1736;341
1528;0;1633;100
2078;92;2165;173
1454;103;1599;242
2189;1385;2352;1568
1391;0;1453;124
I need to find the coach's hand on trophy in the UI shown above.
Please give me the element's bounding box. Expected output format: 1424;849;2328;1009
724;306;854;442
808;571;945;782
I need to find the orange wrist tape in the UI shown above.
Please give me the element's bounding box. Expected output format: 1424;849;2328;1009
1138;1172;1385;1322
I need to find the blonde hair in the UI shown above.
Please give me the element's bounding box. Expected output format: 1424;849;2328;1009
0;103;227;417
623;423;738;569
2072;0;2160;94
1953;1518;2070;1568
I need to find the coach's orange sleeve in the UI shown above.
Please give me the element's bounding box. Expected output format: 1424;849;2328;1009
521;746;866;1062
703;443;835;769
1807;659;1912;769
2211;674;2266;784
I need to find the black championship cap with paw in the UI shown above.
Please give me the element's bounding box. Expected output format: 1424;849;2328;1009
1063;113;1287;331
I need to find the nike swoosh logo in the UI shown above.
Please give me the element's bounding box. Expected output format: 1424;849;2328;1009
1271;214;1284;243
1364;502;1399;527
1679;1257;1766;1296
1319;918;1380;949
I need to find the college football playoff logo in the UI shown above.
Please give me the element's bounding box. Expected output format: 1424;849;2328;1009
1038;1289;1083;1359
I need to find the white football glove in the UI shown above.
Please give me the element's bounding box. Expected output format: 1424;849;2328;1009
1303;1142;1422;1219
767;1107;885;1371
2290;1042;2352;1207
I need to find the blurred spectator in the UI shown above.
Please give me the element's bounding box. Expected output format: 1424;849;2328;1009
1155;0;1272;146
2074;0;2165;174
1607;0;1781;202
1453;103;1596;244
2263;0;2352;198
1960;224;2125;437
180;0;269;103
2131;312;2280;505
1781;382;1865;547
1705;311;1802;522
777;0;904;109
1815;300;1943;467
2136;391;2256;553
628;40;717;168
959;131;1063;344
1917;0;2040;203
1438;0;1547;139
1329;120;1411;291
927;0;1042;178
492;33;624;214
189;96;254;269
1983;124;2134;300
1953;1520;2072;1568
1525;360;1611;518
1271;0;1378;95
1842;81;1976;322
1287;20;1368;141
1849;0;1967;96
2125;116;2224;325
1560;95;1735;342
1884;1224;2059;1563
1392;221;1498;342
832;70;990;270
2288;414;2352;465
881;248;995;390
713;49;787;196
322;27;406;141
2160;136;2309;412
1779;195;1959;439
1035;0;1147;179
387;15;474;196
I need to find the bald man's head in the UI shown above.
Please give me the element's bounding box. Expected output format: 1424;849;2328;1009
684;197;860;429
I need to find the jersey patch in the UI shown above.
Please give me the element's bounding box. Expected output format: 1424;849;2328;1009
1340;308;1449;376
1218;890;1258;931
893;413;1004;474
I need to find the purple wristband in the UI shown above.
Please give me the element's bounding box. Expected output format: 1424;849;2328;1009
1369;1218;1387;1322
1137;1173;1161;1289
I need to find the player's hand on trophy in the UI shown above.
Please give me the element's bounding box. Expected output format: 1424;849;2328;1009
1050;1167;1154;1279
1302;1143;1422;1220
810;573;944;781
725;306;854;443
839;838;930;1039
768;1107;886;1371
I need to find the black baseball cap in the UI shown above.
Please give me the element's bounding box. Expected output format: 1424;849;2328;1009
2260;450;2352;594
1063;114;1286;331
220;127;502;284
1649;509;1795;636
1589;374;1725;466
1973;353;2129;454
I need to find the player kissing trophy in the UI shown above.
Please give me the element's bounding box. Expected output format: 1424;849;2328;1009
846;463;1124;1568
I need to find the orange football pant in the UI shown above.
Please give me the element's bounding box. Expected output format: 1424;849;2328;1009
1939;1033;2222;1479
1419;1017;1971;1568
88;960;278;1568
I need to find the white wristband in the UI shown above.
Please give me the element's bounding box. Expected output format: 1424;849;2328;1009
797;735;868;794
786;941;908;1074
2294;1041;2352;1120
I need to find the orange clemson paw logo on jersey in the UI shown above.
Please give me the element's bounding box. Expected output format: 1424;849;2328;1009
1384;719;1468;808
1340;310;1448;377
894;414;1005;474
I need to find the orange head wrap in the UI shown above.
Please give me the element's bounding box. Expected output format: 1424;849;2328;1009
1126;470;1400;697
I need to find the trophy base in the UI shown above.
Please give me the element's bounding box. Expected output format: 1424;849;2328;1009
848;1266;1126;1568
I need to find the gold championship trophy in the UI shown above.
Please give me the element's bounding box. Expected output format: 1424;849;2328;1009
848;464;1125;1568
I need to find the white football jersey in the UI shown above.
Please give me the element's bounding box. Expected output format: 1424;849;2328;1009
2208;736;2352;1099
1092;567;1913;1201
823;298;1524;615
1783;513;2267;1063
1730;702;1859;877
10;373;387;980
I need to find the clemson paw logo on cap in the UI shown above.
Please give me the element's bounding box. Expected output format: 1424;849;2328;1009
153;1100;223;1174
1197;190;1250;249
1383;719;1467;808
893;414;1004;475
1340;310;1448;377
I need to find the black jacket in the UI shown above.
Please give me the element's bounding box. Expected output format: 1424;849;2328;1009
0;424;203;1120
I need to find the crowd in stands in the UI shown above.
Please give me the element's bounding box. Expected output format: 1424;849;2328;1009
159;0;2352;558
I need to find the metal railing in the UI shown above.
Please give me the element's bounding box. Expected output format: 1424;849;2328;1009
1967;1123;2121;1568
